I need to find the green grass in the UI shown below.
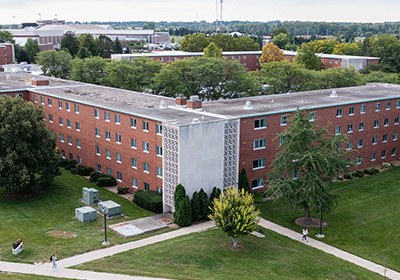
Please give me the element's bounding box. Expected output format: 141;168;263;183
0;272;71;279
74;227;381;280
257;166;400;271
0;169;154;264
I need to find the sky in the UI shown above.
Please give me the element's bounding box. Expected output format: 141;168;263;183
1;0;400;25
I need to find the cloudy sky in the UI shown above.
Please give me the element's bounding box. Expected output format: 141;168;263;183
0;0;399;25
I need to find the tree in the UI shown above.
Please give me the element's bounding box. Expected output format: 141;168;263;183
173;183;186;212
267;108;354;224
94;35;114;58
295;43;325;70
332;42;360;56
309;39;339;54
61;31;80;57
272;33;295;50
367;34;400;73
209;188;260;248
259;43;284;64
0;30;14;43
70;56;107;85
23;38;41;63
203;42;222;58
142;22;156;30
113;37;123;54
238;167;250;193
317;66;363;89
271;26;289;38
363;71;400;84
36;49;72;79
180;33;210;52
174;195;192;227
76;47;92;59
0;96;60;195
15;47;31;63
198;188;209;220
210;34;236;51
234;36;260;51
78;33;96;55
191;191;202;221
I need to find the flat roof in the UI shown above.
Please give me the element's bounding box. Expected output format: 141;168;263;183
1;72;399;125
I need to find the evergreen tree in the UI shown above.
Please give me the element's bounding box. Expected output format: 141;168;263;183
207;187;222;216
174;195;192;227
114;37;123;54
173;183;186;213
191;191;202;221
198;188;209;220
61;31;80;57
238;168;250;193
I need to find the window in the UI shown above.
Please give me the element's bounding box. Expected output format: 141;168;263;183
252;178;264;190
60;133;64;142
48;114;53;123
279;137;285;145
77;156;82;164
386;101;391;110
144;182;149;191
372;136;377;145
115;113;120;124
371;152;376;161
384;118;389;126
68;136;72;145
131;138;137;148
395;116;399;124
94;108;99;118
280;115;287;125
254;118;267;129
97;164;101;172
397;100;400;108
59;117;63;126
359;122;365;131
356;155;362;165
358;139;363;148
58;100;62;109
254;139;266;150
67;119;71;128
157;187;162;194
34;94;37;102
131;158;137;168
243;62;247;66
292;170;298;179
116;153;121;163
156;124;162;135
167;57;171;61
157;167;163;177
41;96;45;105
374;119;379;128
381;150;386;159
143;142;149;152
231;55;235;59
337;108;343;117
96;146;101;155
76;139;81;148
346;158;351;167
95;127;100;137
106;149;111;159
48;98;52;106
394;132;398;141
346;141;352;150
76;122;80;131
131;117;136;128
375;102;380;112
156;145;163;156
75;104;79;113
107;168;111;176
335;126;341;135
309;112;315;122
143;121;149;131
132;177;138;188
360;104;366;114
61;150;65;158
116;133;121;144
160;57;164;62
347;124;353;133
105;111;110;121
105;130;110;140
66;102;70;111
349;106;355;115
383;134;388;143
143;162;149;173
238;55;241;59
69;153;73;160
253;158;265;169
391;148;397;156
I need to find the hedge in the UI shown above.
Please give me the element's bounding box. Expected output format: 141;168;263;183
133;190;163;213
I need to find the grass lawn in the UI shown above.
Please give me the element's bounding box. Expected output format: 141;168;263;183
74;227;381;280
0;169;154;264
0;272;71;279
257;166;400;272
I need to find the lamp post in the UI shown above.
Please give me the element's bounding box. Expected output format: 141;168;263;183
316;205;325;238
102;209;109;245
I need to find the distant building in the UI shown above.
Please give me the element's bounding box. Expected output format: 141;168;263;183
112;50;380;71
0;42;15;65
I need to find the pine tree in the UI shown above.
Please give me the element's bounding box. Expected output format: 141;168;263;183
191;191;202;222
114;37;123;54
173;183;186;212
174;195;192;227
198;188;209;220
238;168;250;193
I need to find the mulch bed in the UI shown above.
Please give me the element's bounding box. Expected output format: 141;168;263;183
295;217;328;228
228;244;244;250
45;230;77;238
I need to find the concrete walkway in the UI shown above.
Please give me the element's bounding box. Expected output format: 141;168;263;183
259;219;400;280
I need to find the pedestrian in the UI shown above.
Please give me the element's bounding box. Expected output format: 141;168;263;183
51;253;57;271
302;227;309;242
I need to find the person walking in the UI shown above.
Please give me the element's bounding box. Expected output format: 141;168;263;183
302;227;309;242
51;253;57;271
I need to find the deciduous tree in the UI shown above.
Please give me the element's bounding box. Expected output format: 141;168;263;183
36;49;72;79
23;38;41;63
295;43;325;70
0;30;14;43
203;42;222;58
61;31;80;57
259;43;284;64
180;33;210;52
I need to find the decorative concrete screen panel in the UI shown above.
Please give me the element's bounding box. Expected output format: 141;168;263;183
223;120;239;188
163;125;179;212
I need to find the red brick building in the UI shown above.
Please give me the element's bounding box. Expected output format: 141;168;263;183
0;42;15;65
1;72;399;212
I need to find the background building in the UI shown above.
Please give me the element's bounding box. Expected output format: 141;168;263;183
0;42;15;65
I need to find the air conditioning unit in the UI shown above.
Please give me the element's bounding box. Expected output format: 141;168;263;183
98;200;121;218
82;187;100;205
75;206;97;222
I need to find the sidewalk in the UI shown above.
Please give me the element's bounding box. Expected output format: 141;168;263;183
259;219;400;280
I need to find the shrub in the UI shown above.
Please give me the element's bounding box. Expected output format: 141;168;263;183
75;165;94;176
59;159;77;170
344;173;354;180
117;187;130;194
174;195;192;226
364;168;380;175
370;168;380;174
174;184;186;212
70;167;77;174
382;162;392;169
337;176;344;181
191;191;202;222
238;168;250;193
252;191;265;203
96;176;117;187
198;188;209;220
208;187;222;216
354;170;365;178
89;171;101;183
133;190;163;213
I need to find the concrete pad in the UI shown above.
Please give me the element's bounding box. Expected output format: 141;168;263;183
109;222;144;238
251;231;265;238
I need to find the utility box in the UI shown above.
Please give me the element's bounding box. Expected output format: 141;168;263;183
75;206;97;222
82;187;99;205
98;200;121;217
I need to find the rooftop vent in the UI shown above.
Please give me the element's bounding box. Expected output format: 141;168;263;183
243;101;253;110
191;118;200;124
6;74;10;80
330;90;338;98
159;101;167;109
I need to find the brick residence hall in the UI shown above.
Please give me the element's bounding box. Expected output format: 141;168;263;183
1;72;400;212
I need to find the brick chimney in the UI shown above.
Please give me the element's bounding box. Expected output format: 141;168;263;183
31;78;50;86
187;95;202;109
175;94;187;107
